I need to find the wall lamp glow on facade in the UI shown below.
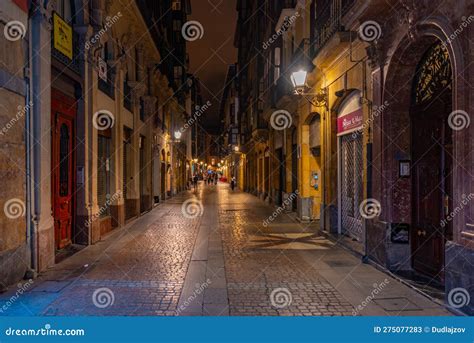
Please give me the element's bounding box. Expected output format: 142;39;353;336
174;131;182;140
291;70;328;109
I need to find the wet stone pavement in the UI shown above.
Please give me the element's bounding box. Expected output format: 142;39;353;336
0;183;450;316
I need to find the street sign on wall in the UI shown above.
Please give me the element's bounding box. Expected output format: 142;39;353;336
53;13;73;60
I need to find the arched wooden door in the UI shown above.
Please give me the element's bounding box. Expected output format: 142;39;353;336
410;42;453;280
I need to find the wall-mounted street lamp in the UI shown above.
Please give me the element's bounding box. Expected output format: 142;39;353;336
174;131;182;140
234;146;240;152
291;69;328;109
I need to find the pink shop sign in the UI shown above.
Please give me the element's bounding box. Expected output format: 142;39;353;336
337;109;363;135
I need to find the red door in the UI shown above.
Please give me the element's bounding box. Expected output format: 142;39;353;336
52;92;76;250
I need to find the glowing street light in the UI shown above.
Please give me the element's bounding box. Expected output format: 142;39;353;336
290;70;308;91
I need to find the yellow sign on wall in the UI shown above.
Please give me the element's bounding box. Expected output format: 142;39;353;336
53;13;73;60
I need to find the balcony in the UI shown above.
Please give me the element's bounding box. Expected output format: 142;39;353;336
311;0;355;59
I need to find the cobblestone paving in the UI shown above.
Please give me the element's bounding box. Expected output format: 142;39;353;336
0;183;450;316
218;198;355;316
37;203;201;316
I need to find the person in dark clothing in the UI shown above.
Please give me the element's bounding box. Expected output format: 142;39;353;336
230;176;236;191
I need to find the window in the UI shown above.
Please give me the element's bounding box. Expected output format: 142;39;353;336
124;73;133;112
274;47;281;84
56;0;73;23
174;66;183;84
98;42;115;99
172;0;181;11
98;133;112;218
230;104;236;125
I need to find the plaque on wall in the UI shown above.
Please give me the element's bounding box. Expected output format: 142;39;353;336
391;223;410;244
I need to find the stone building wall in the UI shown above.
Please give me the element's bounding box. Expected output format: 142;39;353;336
0;3;28;289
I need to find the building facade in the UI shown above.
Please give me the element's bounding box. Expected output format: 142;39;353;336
234;0;473;314
0;0;29;289
0;0;194;288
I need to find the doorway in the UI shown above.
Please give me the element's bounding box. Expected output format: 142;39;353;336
291;129;298;211
161;150;166;201
410;42;453;280
52;99;76;251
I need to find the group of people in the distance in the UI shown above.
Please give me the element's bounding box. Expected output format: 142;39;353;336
189;172;236;191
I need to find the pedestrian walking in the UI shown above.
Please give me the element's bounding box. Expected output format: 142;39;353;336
230;176;236;191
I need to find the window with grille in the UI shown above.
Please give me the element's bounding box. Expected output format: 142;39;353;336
98;133;111;217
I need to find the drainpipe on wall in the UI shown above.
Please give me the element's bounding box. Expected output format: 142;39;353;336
29;1;43;275
24;52;33;277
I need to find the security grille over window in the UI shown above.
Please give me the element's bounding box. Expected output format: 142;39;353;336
98;135;111;217
340;133;363;241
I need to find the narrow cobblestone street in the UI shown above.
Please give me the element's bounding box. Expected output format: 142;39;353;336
0;183;450;316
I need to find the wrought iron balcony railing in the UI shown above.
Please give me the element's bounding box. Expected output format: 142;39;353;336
311;0;355;57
